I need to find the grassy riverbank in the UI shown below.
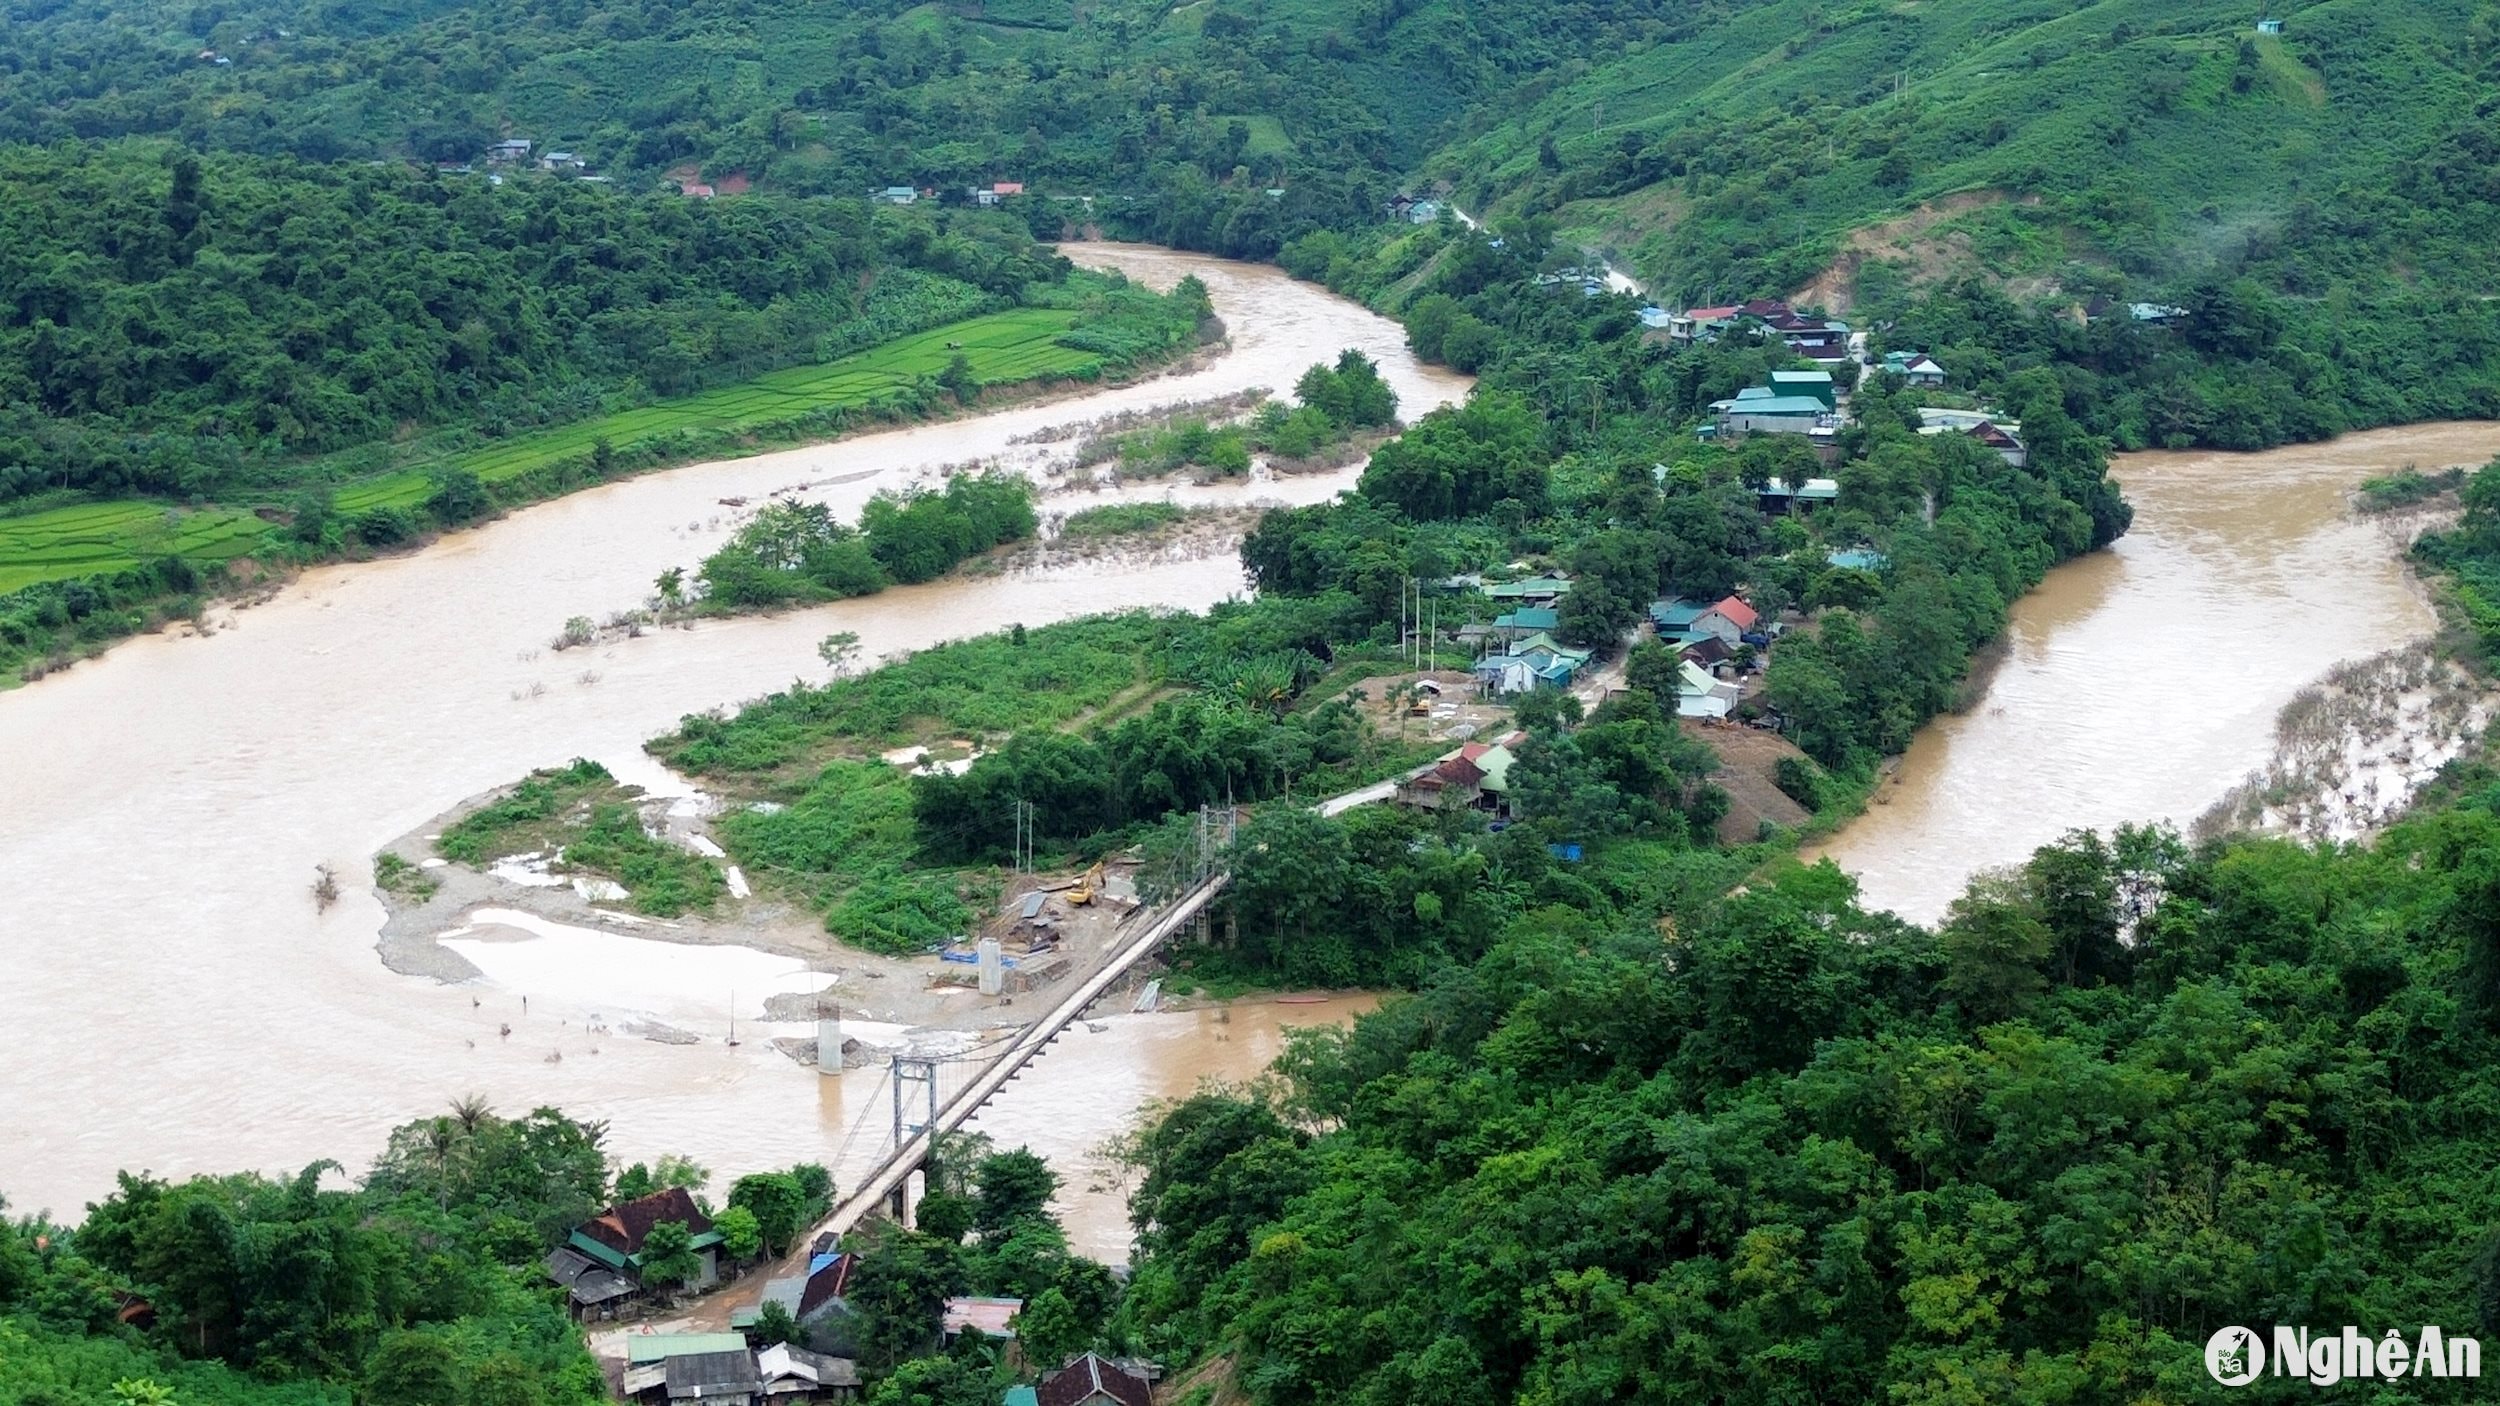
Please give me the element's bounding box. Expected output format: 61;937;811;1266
0;273;1204;684
424;606;1455;960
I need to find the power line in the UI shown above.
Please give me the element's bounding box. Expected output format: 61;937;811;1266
831;1066;894;1174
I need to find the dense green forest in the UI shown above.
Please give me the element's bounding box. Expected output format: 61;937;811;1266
15;0;2500;324
1115;793;2500;1403
12;0;2500;688
0;140;1120;500
0;1104;615;1405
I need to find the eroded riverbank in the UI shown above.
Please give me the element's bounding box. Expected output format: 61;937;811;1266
1811;421;2500;924
0;246;1461;1220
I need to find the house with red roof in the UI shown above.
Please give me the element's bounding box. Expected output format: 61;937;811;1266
544;1186;725;1309
1967;420;2028;468
1034;1353;1154;1406
1398;746;1489;809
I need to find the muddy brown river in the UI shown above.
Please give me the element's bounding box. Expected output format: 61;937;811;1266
0;247;1451;1230
4;258;2490;1257
1812;422;2500;924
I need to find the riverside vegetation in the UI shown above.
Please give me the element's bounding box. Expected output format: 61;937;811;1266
446;213;2131;978
0;145;1204;682
0;1107;1119;1406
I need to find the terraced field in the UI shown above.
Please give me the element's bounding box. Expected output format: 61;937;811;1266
0;308;1096;593
0;502;269;595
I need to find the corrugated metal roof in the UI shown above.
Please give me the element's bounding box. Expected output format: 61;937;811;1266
629;1333;750;1366
665;1347;761;1395
1724;395;1830;415
943;1296;1022;1338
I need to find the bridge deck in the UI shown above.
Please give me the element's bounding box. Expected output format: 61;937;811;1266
814;872;1233;1237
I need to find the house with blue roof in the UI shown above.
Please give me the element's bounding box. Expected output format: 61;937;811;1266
732;1250;861;1356
1826;548;1886;571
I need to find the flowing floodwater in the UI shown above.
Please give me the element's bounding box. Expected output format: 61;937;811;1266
0;247;1461;1223
1812;422;2500;925
961;995;1375;1261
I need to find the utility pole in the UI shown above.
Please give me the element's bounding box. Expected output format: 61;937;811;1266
1399;578;1411;669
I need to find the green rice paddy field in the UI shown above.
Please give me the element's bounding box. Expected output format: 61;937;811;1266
0;307;1095;595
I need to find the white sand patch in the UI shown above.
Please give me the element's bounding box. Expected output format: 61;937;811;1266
486;851;566;887
443;907;831;1029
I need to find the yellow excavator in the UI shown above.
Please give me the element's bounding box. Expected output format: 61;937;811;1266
1067;860;1106;906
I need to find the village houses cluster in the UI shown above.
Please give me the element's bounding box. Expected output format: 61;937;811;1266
541;1186;1161;1406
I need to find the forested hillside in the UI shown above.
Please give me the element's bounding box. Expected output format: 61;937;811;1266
1118;801;2500;1404
0;0;1708;245
1438;0;2500;300
0;142;1067;499
0;139;1200;681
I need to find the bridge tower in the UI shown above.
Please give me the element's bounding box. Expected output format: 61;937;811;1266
888;1054;941;1221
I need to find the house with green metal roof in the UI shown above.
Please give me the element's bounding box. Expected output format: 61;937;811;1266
1754;477;1840;514
1476;737;1525;794
627;1333;752;1367
547;1186;726;1313
1769;369;1836;408
1713;393;1832;436
1507;631;1591;666
1472;631;1591;693
1881;352;1946;387
1484;574;1573;602
1493;606;1559;634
